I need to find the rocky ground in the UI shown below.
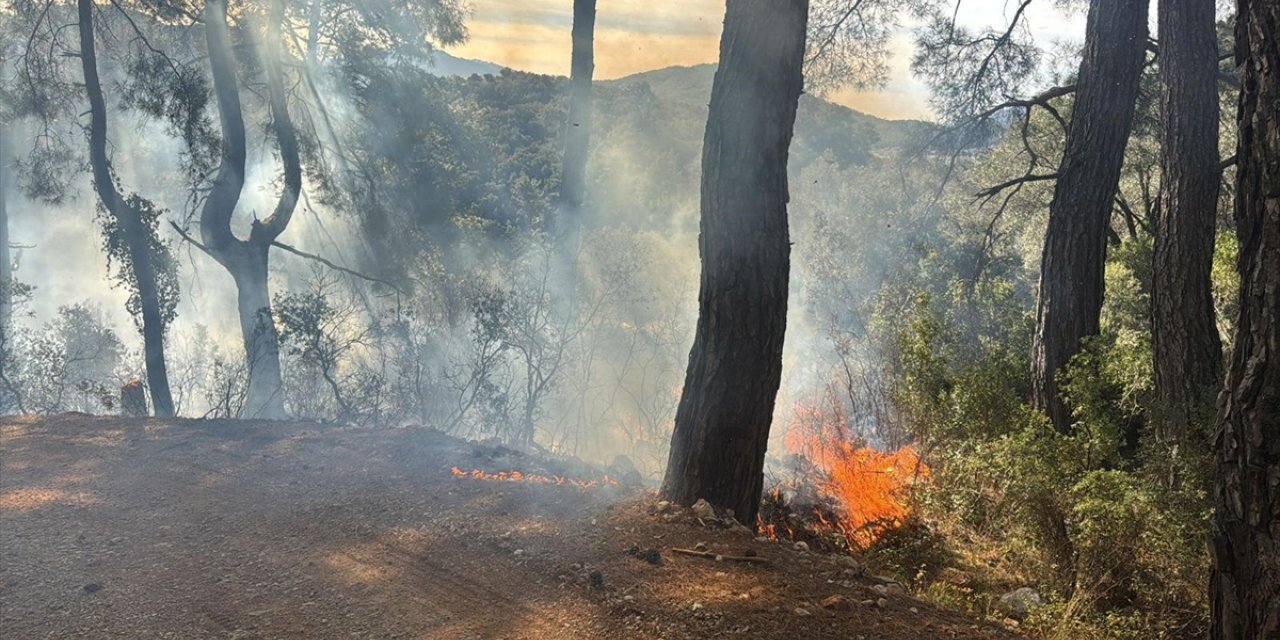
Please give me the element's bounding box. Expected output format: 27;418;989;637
0;414;1019;639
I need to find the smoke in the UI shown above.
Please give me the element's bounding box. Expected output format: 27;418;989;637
0;0;980;482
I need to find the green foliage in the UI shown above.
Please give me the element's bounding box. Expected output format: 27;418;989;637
12;303;125;414
888;238;1211;638
96;191;180;334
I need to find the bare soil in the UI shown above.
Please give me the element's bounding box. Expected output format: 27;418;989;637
0;415;1018;639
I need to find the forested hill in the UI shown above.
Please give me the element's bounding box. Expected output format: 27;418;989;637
604;64;931;152
589;64;933;233
344;60;939;262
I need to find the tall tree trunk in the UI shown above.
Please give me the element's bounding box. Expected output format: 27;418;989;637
660;0;808;527
0;126;11;338
1208;1;1280;636
230;245;284;418
1151;0;1223;448
553;0;596;318
1030;0;1148;434
0;124;14;412
557;0;596;229
200;0;300;420
77;0;176;417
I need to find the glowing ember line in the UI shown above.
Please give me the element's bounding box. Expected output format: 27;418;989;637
450;467;619;488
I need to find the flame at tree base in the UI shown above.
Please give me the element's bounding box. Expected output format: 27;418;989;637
760;403;928;550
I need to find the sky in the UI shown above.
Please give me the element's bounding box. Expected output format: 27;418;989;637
446;0;1091;121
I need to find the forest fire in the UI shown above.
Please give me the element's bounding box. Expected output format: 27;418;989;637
450;467;620;489
760;403;927;549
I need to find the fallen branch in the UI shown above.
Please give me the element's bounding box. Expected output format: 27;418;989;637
670;548;770;564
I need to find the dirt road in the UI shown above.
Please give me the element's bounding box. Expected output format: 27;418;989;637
0;415;1015;639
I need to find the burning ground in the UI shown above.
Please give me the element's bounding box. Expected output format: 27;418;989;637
0;415;1015;639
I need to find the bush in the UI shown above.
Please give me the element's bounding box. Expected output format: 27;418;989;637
883;252;1209;638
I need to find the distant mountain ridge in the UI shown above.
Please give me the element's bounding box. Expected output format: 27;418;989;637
601;64;930;149
427;50;506;78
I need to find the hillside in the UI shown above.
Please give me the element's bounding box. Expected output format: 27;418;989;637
603;64;932;151
585;64;935;232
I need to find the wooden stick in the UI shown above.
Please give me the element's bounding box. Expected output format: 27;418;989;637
670;548;770;563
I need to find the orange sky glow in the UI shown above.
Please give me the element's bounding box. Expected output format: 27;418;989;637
446;0;937;120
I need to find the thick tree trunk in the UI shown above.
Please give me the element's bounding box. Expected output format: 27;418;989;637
230;246;285;419
78;0;175;417
660;0;808;527
199;0;298;420
1208;1;1280;636
1151;0;1223;446
1030;0;1148;434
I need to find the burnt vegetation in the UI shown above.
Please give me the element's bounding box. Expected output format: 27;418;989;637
0;0;1277;638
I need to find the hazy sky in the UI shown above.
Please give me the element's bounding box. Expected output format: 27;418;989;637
446;0;1090;121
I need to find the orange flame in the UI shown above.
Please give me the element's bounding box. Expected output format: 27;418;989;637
450;467;619;489
781;402;928;548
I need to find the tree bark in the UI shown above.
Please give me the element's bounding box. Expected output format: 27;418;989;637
1151;0;1223;446
660;0;808;527
200;0;300;419
557;0;596;228
0;126;11;338
1030;0;1148;434
552;0;596;313
1208;1;1280;636
78;0;176;417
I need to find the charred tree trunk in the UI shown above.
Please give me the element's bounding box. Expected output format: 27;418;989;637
200;0;300;419
1151;0;1223;447
1208;1;1280;636
78;0;175;417
1030;0;1148;434
660;0;808;527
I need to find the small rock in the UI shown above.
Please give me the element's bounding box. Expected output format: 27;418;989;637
793;541;810;552
691;602;703;612
513;549;525;556
608;455;643;486
655;500;673;514
871;584;889;597
793;607;812;617
821;595;851;611
755;536;771;543
641;548;662;566
694;541;709;552
835;555;861;572
876;598;888;608
690;499;716;520
996;587;1042;620
589;570;604;588
909;607;919;614
82;583;102;594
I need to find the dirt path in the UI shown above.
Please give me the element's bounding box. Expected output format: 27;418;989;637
0;415;1017;639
